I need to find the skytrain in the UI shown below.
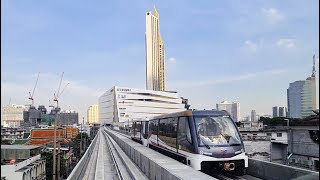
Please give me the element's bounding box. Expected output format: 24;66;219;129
130;110;248;175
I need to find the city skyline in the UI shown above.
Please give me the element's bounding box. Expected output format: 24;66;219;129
1;0;319;121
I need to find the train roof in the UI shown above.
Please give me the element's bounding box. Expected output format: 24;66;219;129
150;110;230;120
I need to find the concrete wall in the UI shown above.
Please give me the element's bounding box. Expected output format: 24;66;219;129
106;129;216;180
289;129;319;158
247;158;319;180
243;141;270;161
271;143;287;162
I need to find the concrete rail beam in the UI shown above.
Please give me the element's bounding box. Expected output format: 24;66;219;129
106;128;216;180
67;133;98;180
247;158;319;180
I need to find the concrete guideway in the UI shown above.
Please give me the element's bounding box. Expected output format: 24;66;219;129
105;127;217;180
68;129;148;180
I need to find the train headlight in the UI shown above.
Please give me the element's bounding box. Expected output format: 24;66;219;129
235;149;244;155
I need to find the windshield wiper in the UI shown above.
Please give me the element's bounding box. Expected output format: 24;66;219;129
203;143;211;149
199;136;211;149
228;143;241;146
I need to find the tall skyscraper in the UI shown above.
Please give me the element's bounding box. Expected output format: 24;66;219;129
145;6;165;91
272;106;279;117
216;101;240;122
87;105;99;124
251;110;257;121
287;55;317;118
278;107;287;117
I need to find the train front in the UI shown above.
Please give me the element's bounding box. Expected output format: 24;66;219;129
192;113;248;175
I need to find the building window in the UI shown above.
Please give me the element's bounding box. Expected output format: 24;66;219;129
314;160;319;171
266;133;272;136
277;133;282;137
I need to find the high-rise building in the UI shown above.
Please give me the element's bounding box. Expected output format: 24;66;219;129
287;55;317;118
145;6;165;91
251;110;257;121
216;101;240;122
273;106;287;117
278;107;287;117
272;106;279;117
87;105;99;124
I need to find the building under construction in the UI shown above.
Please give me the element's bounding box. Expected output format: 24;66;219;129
22;105;79;127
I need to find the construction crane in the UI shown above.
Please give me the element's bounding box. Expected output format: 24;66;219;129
28;72;40;106
8;98;11;107
49;100;54;109
53;72;69;108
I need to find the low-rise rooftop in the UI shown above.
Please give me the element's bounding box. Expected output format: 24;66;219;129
1;145;41;150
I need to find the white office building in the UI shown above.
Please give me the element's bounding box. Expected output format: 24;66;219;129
98;86;186;125
216;101;240;122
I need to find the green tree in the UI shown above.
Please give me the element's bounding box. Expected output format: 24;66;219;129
1;139;12;145
41;151;53;180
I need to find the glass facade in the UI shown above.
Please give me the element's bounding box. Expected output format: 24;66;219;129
287;77;316;118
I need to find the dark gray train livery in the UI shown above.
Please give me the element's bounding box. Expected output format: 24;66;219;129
130;110;248;175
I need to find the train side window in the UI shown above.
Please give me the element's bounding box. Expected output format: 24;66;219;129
148;120;158;142
171;117;178;149
132;122;135;136
138;121;142;139
143;122;149;139
178;116;194;153
186;120;192;144
159;118;168;146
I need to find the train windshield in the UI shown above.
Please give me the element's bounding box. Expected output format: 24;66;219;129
194;116;241;146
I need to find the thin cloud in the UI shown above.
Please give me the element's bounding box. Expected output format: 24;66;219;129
168;68;287;88
262;8;285;24
276;38;296;48
242;40;258;54
168;57;177;64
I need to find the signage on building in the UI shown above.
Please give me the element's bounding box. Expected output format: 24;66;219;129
117;88;131;92
117;94;126;99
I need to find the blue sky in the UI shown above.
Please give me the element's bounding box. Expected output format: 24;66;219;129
1;0;319;121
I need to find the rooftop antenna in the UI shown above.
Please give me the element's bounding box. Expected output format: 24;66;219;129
28;72;40;106
312;54;316;77
8;98;11;107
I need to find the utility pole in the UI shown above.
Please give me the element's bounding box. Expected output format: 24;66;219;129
80;119;83;155
57;140;61;180
284;118;291;164
52;72;68;180
83;117;86;150
53;115;57;180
